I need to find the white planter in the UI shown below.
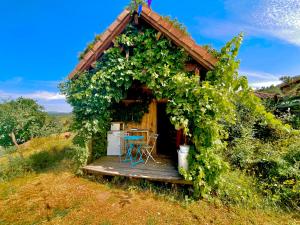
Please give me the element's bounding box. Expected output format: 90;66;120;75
178;145;190;171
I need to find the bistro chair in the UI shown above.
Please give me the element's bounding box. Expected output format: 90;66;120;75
119;132;129;162
141;134;159;164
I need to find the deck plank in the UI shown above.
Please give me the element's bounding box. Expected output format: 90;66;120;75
83;156;191;185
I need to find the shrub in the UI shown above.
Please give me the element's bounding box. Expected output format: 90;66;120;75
0;155;32;181
218;170;266;208
91;133;107;160
227;133;300;209
72;145;89;174
28;151;60;171
38;117;64;137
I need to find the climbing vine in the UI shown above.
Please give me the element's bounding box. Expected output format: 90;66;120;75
60;21;288;198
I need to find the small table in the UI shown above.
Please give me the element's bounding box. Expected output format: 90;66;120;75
123;135;144;167
126;129;150;145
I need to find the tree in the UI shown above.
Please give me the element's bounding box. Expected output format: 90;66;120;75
0;98;47;148
279;76;293;84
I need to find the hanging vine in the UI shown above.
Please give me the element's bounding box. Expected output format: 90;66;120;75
60;20;288;198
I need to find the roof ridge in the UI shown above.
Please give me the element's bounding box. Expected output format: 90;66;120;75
68;6;217;79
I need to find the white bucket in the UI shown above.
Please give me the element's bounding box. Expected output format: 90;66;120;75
178;145;190;171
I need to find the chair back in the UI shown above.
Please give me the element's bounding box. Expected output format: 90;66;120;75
120;132;130;156
148;134;159;147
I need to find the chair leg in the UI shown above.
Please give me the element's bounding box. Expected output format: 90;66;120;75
145;150;156;164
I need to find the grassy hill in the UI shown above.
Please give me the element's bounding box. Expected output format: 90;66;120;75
0;136;299;225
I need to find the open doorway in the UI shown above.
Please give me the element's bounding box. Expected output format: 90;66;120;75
156;102;177;160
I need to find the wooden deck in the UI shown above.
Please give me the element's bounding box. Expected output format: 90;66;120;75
83;156;191;185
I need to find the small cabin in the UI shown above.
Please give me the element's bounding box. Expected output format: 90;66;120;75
68;6;217;184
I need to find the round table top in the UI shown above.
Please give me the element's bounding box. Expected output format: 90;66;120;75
124;135;144;141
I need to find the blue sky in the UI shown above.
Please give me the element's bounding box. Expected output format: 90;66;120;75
0;0;299;112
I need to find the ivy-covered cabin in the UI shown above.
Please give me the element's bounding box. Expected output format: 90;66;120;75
66;6;217;183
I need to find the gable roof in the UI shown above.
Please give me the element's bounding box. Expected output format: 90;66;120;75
68;6;218;79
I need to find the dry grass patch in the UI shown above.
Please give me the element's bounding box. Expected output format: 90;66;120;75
0;172;299;225
0;136;72;165
0;136;299;224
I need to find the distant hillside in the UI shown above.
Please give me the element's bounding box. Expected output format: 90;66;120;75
258;75;300;97
47;111;73;117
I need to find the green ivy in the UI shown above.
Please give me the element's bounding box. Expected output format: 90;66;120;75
60;21;288;198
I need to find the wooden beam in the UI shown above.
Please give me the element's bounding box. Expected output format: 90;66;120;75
195;67;200;76
156;31;162;40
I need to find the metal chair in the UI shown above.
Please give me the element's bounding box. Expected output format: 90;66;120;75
141;134;159;164
119;132;129;162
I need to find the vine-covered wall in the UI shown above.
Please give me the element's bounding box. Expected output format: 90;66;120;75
60;16;289;198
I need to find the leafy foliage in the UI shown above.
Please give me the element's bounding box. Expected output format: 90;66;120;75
128;0;146;11
227;132;300;209
161;16;189;35
0;98;65;148
78;34;103;60
61;21;289;199
258;75;300;130
0;98;46;147
218;170;266;208
72;145;89;174
224;99;300;209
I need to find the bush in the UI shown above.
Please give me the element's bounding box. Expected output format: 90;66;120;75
28;150;65;171
226;133;300;209
38;117;64;137
0;155;32;181
72;145;89;174
218;170;266;208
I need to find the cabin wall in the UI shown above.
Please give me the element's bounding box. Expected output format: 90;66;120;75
126;100;158;154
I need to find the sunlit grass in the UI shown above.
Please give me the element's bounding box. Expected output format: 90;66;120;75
0;135;73;165
0;135;299;225
0;172;299;225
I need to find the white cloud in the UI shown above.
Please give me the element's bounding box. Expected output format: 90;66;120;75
240;70;280;81
0;90;65;101
0;77;61;90
37;100;72;113
197;0;300;46
23;91;65;101
250;0;300;46
240;70;283;89
0;78;70;112
250;80;282;89
0;90;71;113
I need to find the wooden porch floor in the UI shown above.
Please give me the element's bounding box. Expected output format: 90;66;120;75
83;156;191;185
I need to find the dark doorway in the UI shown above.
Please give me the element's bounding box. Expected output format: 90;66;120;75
157;102;177;159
